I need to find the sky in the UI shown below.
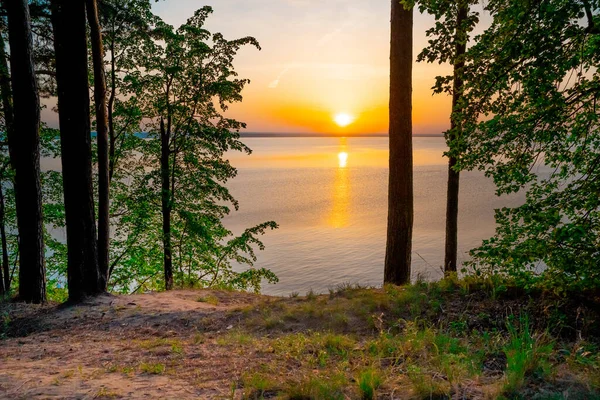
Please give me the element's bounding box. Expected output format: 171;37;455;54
151;0;456;135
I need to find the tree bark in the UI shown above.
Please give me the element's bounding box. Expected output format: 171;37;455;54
6;0;46;303
444;1;468;274
86;0;110;289
0;30;13;296
0;26;14;163
108;37;116;182
384;0;413;286
0;182;10;294
160;117;173;290
51;0;103;302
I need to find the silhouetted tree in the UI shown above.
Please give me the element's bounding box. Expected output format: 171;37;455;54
86;0;110;289
6;0;46;303
443;1;469;274
384;0;413;285
50;0;103;301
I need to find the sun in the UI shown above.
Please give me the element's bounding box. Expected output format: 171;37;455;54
334;113;354;127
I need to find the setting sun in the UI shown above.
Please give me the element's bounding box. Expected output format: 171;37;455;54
333;113;354;127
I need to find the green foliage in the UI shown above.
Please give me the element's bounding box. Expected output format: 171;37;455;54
457;0;600;292
0;1;278;298
101;4;277;293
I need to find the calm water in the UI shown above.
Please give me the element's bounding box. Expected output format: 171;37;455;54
44;136;524;295
224;136;525;295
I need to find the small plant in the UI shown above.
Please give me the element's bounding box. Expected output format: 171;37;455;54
139;362;166;375
171;341;183;354
503;315;553;393
264;316;284;330
217;331;255;346
196;294;219;305
94;387;120;399
285;374;346;400
407;364;449;398
357;368;383;400
242;373;278;399
193;333;204;344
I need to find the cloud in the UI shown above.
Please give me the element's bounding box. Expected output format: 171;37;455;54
268;66;291;89
268;11;361;89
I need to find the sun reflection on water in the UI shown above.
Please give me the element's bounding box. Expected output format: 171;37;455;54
338;151;348;168
328;138;351;228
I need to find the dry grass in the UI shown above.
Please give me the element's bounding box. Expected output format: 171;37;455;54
0;282;599;399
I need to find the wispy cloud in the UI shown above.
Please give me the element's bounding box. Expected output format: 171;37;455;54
268;12;360;89
268;66;291;89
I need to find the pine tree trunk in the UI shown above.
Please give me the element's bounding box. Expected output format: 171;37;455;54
384;0;413;286
6;0;46;303
0;184;10;294
51;0;103;302
160;118;173;290
0;31;13;295
86;0;110;289
444;1;468;274
0;26;14;162
108;39;116;182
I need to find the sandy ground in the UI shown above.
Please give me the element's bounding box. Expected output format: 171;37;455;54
1;287;598;399
0;290;269;399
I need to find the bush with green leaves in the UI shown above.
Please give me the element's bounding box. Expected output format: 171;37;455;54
458;0;600;293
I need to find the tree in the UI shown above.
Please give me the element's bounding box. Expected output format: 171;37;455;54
459;0;600;292
385;0;414;285
6;0;46;303
415;0;478;274
86;0;110;289
122;7;277;292
50;0;103;301
0;23;14;296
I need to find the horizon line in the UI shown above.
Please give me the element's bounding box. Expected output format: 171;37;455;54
239;132;444;138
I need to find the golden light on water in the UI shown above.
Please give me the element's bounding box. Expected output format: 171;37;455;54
329;138;350;228
338;151;348;168
333;113;354;127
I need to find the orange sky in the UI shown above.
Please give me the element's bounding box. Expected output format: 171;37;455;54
39;1;461;135
149;0;463;136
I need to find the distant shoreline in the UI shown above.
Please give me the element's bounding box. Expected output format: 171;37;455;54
239;133;443;138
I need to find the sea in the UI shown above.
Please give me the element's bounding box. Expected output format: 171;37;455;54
41;135;525;295
224;136;524;296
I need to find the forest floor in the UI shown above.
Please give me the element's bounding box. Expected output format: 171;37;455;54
0;279;599;399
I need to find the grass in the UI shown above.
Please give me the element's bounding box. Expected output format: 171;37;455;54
357;367;383;400
503;315;553;394
221;278;600;399
2;276;599;399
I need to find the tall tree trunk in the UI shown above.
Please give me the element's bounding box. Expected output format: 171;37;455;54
0;183;10;295
0;26;14;161
0;31;13;296
108;38;117;182
86;0;110;289
6;0;46;303
444;1;468;274
384;0;413;285
160;118;173;290
51;0;103;302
